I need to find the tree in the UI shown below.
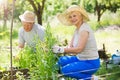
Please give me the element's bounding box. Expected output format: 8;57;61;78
83;0;120;22
25;0;80;24
27;0;46;25
94;0;106;22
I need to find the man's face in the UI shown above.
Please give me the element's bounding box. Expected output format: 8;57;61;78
22;22;34;32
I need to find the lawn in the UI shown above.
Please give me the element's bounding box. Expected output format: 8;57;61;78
0;24;120;79
51;24;120;55
95;29;120;54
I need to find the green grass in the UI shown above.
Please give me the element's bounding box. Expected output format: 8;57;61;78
0;11;120;79
51;24;75;45
96;62;120;80
95;30;120;54
0;27;120;79
51;23;120;55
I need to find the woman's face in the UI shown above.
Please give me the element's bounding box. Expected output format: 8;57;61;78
68;11;83;26
22;22;34;32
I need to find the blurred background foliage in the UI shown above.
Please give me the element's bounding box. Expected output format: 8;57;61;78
0;0;120;79
0;0;119;29
0;0;119;54
0;0;120;60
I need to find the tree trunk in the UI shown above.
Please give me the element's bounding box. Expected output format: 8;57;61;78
28;0;46;25
95;0;101;22
97;9;101;22
37;13;42;25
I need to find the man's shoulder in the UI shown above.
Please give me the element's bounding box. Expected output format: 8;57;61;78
34;23;44;29
18;27;25;37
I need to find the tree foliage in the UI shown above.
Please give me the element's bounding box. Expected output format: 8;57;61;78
27;0;46;25
43;0;72;23
84;0;120;22
0;0;120;28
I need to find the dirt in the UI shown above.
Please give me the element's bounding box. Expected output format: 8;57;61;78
0;68;29;80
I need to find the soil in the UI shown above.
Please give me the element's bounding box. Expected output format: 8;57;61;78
0;68;29;80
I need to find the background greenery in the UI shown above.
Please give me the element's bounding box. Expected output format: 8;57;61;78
0;0;120;79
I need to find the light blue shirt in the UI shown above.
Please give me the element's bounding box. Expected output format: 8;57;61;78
18;23;45;47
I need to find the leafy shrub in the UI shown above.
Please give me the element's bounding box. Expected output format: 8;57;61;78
16;23;58;80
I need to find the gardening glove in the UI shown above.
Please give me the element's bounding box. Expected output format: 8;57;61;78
52;45;64;53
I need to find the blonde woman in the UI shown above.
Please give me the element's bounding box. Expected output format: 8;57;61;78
52;5;100;80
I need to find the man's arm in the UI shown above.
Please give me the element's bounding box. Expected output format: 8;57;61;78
18;28;25;48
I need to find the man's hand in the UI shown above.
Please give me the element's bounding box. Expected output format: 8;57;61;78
52;46;64;53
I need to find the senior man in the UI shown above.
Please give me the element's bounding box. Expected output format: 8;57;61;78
18;11;45;48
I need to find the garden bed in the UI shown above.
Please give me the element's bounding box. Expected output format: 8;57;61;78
0;68;29;80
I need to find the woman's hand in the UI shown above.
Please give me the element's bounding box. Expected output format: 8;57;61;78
52;46;64;53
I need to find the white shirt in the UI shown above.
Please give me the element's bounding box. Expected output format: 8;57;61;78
18;23;45;47
73;23;99;60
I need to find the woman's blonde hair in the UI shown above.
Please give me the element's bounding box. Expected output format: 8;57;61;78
57;5;89;26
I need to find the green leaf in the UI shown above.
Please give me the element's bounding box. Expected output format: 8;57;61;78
36;0;42;2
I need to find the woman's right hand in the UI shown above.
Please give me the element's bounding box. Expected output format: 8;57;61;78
52;45;64;54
